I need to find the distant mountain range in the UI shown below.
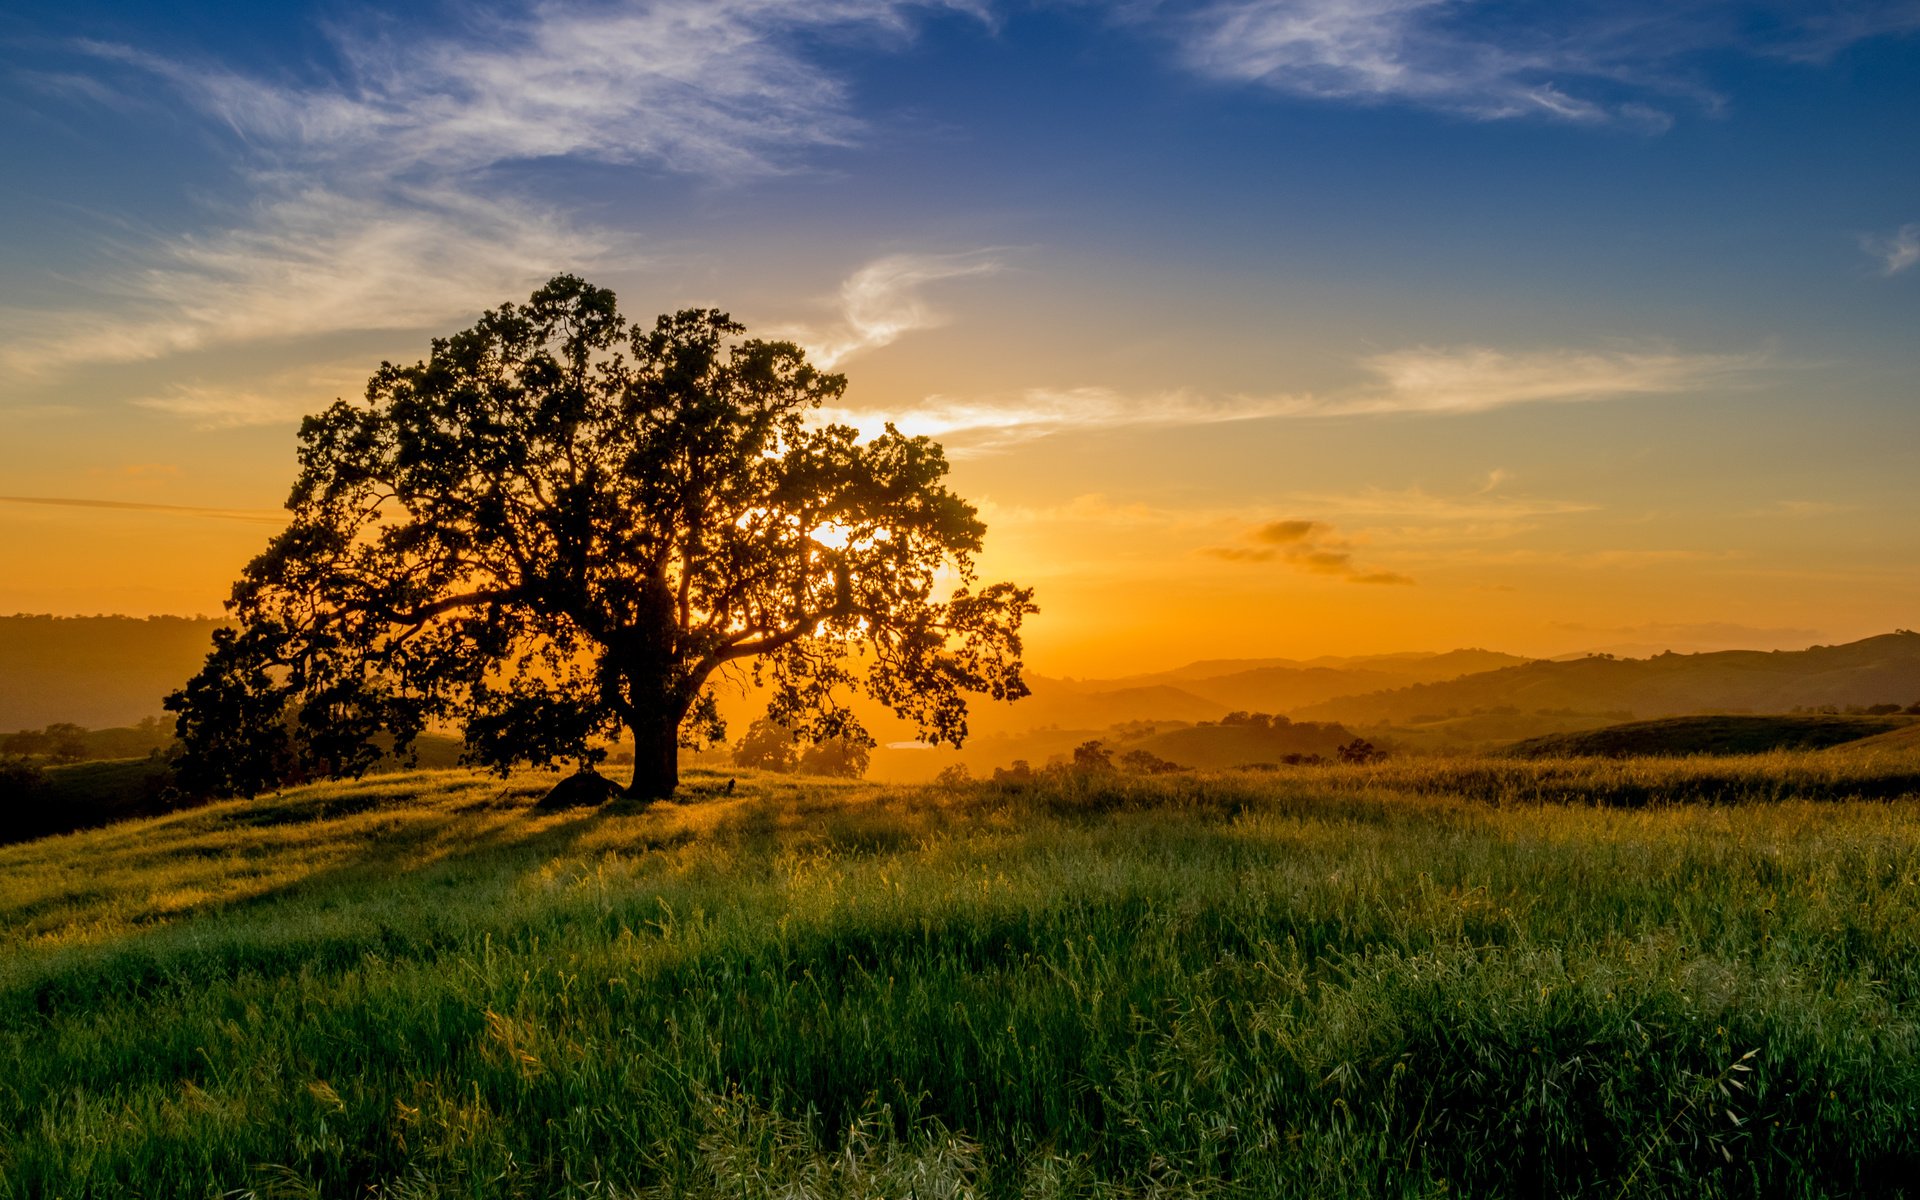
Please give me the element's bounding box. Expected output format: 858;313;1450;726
7;615;1918;775
1295;634;1920;726
974;649;1533;734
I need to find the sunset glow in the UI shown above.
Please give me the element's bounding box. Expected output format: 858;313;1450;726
2;1;1916;672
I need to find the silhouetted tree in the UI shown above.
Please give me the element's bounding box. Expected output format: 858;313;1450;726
1072;740;1114;772
1;730;51;758
168;276;1034;800
1337;738;1385;764
733;718;799;774
44;723;88;763
797;736;871;779
1117;747;1181;774
991;760;1035;784
0;755;47;795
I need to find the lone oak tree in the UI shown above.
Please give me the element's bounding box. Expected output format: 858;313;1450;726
167;276;1034;800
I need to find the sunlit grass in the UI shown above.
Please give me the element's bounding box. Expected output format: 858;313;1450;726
5;754;1920;1196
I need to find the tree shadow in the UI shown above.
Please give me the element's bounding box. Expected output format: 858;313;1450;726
2;771;708;956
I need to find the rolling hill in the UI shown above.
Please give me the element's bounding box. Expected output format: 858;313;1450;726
1504;714;1913;759
1170;650;1534;713
1297;633;1920;726
1094;649;1533;714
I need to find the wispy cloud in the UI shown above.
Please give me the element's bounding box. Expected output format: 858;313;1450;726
802;251;1004;368
1443;546;1738;569
75;0;954;182
825;341;1762;451
1862;223;1920;276
3;188;614;376
1268;472;1599;548
1168;0;1644;125
0;494;284;524
1313;343;1766;416
4;1;972;379
130;361;373;428
1152;0;1920;127
817;384;1313;450
1295;478;1598;521
1203;518;1415;584
1550;619;1823;649
1748;498;1855;519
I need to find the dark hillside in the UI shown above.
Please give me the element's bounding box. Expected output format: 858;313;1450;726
1505;714;1911;759
0;757;177;845
1298;632;1920;725
1103;649;1535;714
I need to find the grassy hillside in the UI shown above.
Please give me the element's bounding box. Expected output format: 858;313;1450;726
7;757;1920;1196
1846;722;1920;752
1506;714;1914;759
1297;632;1920;726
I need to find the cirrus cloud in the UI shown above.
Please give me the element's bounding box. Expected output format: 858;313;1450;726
1;0;980;381
1150;0;1920;127
799;251;1006;369
820;341;1768;451
1319;343;1767;416
1862;223;1920;276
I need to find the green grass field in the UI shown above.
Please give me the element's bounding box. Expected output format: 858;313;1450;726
6;755;1920;1197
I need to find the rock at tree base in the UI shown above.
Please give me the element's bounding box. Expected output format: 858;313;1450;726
535;772;621;811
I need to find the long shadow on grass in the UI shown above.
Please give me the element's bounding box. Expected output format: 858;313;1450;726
0;775;700;1016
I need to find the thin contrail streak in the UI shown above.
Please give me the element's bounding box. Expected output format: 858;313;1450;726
0;495;284;524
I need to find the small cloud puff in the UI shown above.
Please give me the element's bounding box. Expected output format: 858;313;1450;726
1862;224;1920;276
800;251;1004;369
1205;518;1414;585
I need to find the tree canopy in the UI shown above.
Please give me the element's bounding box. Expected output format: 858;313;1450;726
167;275;1034;799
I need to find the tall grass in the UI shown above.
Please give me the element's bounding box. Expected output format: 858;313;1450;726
4;755;1920;1197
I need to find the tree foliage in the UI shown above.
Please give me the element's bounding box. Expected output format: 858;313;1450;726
797;736;871;779
733;718;799;774
1337;738;1385;764
168;276;1034;799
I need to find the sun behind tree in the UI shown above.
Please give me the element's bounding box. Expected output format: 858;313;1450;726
167;275;1035;800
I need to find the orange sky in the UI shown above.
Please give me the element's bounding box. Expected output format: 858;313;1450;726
4;298;1916;678
3;3;1917;675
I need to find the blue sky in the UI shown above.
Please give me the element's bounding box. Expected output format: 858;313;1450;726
1;1;1916;668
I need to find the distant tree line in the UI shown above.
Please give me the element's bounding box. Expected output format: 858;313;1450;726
1;717;173;763
731;718;873;779
0;748;175;846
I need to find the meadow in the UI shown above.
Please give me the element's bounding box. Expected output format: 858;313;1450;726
5;754;1920;1197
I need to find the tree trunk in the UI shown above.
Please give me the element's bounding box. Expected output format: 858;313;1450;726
626;709;680;800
